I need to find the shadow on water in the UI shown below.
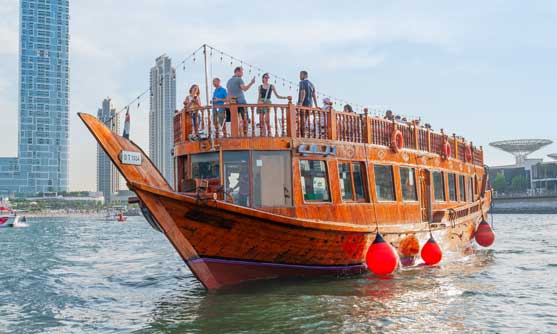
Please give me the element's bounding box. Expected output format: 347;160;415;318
139;250;496;334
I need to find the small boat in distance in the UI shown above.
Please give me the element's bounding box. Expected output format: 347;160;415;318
0;205;20;228
80;91;492;289
117;212;127;222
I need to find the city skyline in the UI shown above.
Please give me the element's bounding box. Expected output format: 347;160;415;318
1;1;556;191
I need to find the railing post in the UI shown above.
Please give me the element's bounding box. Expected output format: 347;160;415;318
413;123;420;150
453;133;458;160
182;109;190;142
426;128;431;152
363;108;372;144
328;107;337;140
286;97;297;137
229;96;239;137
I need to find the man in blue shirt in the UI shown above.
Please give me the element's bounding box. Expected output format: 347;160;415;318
297;70;318;137
212;77;228;135
297;70;317;107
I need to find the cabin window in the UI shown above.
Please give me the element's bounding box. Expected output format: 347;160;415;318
352;163;366;200
374;165;395;201
468;176;474;202
338;162;367;201
433;171;445;202
400;167;417;201
338;163;352;200
300;160;330;202
459;175;466;201
223;151;250;207
191;152;219;179
252;151;292;207
448;173;457;201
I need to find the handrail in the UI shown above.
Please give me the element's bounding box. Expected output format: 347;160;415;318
173;100;484;162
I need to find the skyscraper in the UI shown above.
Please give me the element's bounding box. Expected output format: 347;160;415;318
20;0;70;194
149;55;176;187
0;0;70;195
96;98;120;202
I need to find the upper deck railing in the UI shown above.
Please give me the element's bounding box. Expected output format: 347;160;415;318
174;97;484;165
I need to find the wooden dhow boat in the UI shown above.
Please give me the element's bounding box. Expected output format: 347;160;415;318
79;96;492;289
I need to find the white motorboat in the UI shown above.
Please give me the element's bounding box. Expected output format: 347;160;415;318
0;206;20;228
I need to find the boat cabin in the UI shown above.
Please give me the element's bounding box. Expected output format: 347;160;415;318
173;97;486;225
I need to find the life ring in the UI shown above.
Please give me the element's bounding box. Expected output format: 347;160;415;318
465;146;472;162
442;141;451;159
390;129;404;153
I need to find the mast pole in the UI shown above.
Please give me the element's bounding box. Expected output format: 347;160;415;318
203;44;210;106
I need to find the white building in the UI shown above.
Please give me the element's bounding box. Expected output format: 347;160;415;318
149;55;176;187
97;98;120;202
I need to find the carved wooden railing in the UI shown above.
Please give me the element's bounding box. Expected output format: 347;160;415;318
173;98;484;163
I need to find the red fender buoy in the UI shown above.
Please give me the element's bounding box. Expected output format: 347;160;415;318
366;233;398;275
421;236;442;265
475;219;495;247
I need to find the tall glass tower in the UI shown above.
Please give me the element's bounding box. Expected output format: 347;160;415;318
18;0;70;193
96;98;120;202
149;55;176;187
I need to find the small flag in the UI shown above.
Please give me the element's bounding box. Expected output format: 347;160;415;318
123;107;130;139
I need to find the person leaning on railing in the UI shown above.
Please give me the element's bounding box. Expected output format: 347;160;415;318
184;84;202;137
227;66;255;136
257;73;288;136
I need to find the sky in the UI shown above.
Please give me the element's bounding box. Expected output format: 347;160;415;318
0;0;556;191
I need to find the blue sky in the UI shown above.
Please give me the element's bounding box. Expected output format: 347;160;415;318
0;0;556;191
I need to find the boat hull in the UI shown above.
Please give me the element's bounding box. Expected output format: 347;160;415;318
133;183;480;289
189;257;366;287
0;215;18;228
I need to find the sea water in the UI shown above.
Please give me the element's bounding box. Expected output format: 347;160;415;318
1;214;556;333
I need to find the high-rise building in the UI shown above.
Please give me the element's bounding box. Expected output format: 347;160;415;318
96;98;120;202
0;0;70;195
149;55;176;187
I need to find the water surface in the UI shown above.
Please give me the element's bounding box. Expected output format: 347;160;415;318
1;214;556;333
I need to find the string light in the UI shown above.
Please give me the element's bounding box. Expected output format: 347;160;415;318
113;43;368;125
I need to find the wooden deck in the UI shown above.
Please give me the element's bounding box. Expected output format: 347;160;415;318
173;97;484;166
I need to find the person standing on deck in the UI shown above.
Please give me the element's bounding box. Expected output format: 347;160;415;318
212;77;228;136
227;66;255;136
297;70;318;137
184;84;202;136
297;70;317;107
257;73;288;136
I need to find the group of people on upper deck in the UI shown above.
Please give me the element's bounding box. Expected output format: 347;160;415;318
183;67;355;137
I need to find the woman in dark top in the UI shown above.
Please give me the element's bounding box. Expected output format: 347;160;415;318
257;73;287;136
